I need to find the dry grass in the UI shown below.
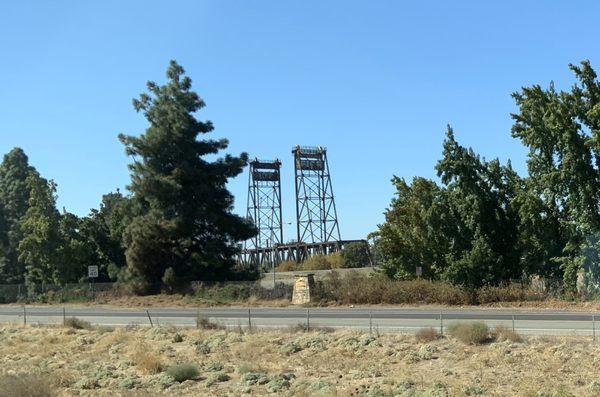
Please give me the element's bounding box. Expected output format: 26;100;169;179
415;327;440;342
447;321;490;345
0;374;55;397
1;324;600;396
196;315;225;330
132;343;164;374
477;283;547;303
313;272;471;305
63;317;92;330
493;325;524;343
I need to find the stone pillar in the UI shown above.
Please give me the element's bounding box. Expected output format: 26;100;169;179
292;274;315;305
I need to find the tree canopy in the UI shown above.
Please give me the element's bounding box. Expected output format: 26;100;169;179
375;61;600;292
118;60;255;294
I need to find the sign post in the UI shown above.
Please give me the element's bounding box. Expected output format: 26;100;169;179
88;265;98;296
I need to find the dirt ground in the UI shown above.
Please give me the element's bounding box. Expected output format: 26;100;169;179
1;324;599;396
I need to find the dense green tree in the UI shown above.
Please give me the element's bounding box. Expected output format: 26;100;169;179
436;127;522;286
376;176;455;280
341;241;371;268
56;212;95;284
18;175;61;289
511;60;600;290
80;191;132;281
0;148;40;283
119;60;256;294
0;202;7;280
376;128;523;288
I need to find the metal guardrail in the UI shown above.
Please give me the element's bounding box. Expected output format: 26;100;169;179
1;307;598;338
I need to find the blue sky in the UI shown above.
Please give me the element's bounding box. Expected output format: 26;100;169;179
1;1;599;240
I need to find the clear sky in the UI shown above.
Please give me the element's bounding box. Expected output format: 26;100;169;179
1;1;599;241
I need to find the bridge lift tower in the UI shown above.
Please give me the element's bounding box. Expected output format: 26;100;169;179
244;158;283;267
292;146;341;246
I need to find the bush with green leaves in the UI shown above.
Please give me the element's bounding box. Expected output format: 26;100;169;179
341;241;371;268
166;363;199;382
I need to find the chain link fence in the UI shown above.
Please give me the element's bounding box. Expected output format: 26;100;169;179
0;280;293;304
0;282;116;303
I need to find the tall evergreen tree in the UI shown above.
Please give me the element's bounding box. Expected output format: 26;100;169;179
18;175;61;289
376;127;523;289
511;60;600;290
119;60;255;294
436;127;522;286
0;202;8;282
0;148;40;283
376;176;455;280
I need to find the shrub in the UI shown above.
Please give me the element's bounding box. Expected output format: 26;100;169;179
237;362;263;375
447;322;490;345
133;346;163;374
302;254;334;270
312;272;470;305
0;374;55;397
206;372;230;386
324;252;345;269
161;267;178;294
194;282;292;303
196;315;225;330
493;325;523;343
476;283;546;303
172;333;184;343
415;327;441;342
276;260;298;272
342;241;371;268
64;317;92;330
166;363;199;382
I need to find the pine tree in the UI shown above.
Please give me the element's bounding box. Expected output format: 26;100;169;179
18;175;61;289
119;60;255;294
0;148;40;283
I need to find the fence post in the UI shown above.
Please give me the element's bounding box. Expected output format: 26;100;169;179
23;306;26;326
63;307;66;326
512;312;515;333
306;308;310;331
146;309;153;327
593;315;596;342
369;310;373;334
248;308;251;330
439;310;443;336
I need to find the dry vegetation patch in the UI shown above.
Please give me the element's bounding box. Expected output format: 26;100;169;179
0;324;599;396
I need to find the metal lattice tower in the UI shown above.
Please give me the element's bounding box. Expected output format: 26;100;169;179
245;159;283;266
293;146;341;244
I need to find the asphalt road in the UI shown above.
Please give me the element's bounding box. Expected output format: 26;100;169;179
1;306;600;336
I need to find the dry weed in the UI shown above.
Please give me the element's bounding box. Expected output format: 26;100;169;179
132;343;164;374
493;325;523;343
447;322;490;345
0;374;55;397
64;317;92;330
415;327;441;342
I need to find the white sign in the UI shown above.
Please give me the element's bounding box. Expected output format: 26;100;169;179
416;266;422;277
88;265;99;278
